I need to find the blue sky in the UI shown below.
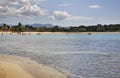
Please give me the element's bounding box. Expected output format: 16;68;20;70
0;0;120;26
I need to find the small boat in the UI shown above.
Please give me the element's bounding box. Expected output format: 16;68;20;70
22;33;26;35
88;33;92;35
1;32;3;35
36;33;41;35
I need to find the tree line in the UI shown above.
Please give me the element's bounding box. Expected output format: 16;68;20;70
0;22;120;32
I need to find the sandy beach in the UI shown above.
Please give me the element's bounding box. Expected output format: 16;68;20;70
0;31;120;35
0;61;34;78
0;54;66;78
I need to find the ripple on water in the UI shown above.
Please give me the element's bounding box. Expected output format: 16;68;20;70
0;34;120;78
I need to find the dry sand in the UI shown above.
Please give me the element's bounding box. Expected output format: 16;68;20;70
0;54;66;78
0;31;120;35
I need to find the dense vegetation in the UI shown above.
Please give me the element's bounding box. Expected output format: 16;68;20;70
0;23;120;32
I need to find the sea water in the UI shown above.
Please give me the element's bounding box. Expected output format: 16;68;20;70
0;33;120;78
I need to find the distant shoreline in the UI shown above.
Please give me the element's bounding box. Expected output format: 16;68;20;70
0;31;120;35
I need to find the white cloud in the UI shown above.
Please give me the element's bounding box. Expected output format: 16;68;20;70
89;5;101;9
65;16;93;21
0;0;30;6
30;0;47;4
34;0;47;2
31;0;47;2
0;5;8;13
50;11;71;20
58;3;72;6
0;0;48;17
0;5;16;16
50;11;93;21
17;4;48;17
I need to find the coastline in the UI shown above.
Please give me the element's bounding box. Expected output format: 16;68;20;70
0;61;34;78
0;31;120;35
0;54;66;78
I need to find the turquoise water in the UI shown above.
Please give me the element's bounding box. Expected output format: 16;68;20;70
0;33;120;78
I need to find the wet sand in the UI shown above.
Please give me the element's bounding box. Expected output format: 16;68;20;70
0;61;34;78
0;54;66;78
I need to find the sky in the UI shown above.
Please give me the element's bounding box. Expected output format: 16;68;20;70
0;0;120;26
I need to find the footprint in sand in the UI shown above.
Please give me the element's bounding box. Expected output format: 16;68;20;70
0;68;6;78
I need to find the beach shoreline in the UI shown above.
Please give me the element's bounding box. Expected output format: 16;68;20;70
0;54;66;78
0;61;34;78
0;31;120;35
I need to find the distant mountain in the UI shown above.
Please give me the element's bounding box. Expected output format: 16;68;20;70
0;23;14;27
27;23;54;28
0;23;62;28
0;23;3;26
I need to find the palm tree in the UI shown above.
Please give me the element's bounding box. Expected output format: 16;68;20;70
1;24;10;31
